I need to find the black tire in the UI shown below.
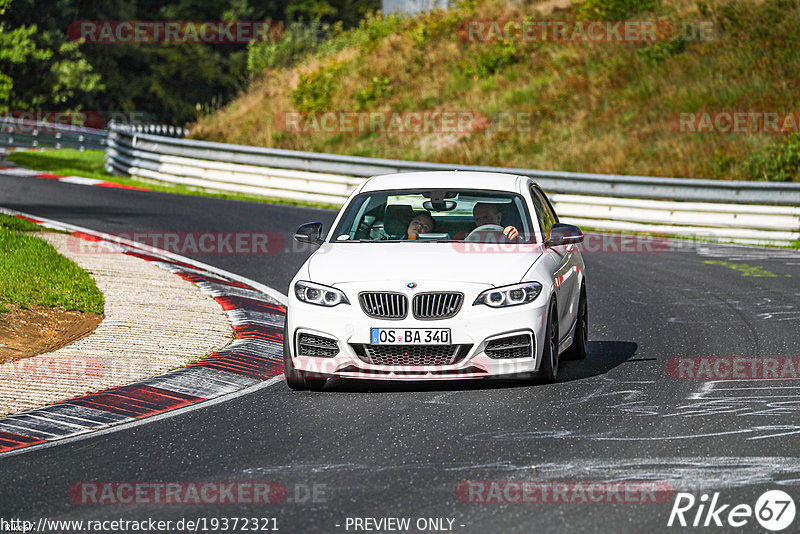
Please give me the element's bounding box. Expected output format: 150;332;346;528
283;328;328;391
564;287;588;360
538;300;559;383
305;375;327;391
283;331;308;390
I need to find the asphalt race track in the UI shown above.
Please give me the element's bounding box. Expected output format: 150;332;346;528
3;172;800;533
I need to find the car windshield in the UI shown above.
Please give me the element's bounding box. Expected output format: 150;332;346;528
331;189;535;243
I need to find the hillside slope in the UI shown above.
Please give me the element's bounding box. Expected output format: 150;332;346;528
191;0;800;181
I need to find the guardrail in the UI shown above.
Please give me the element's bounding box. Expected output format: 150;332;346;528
0;120;188;152
105;123;800;246
0;118;108;151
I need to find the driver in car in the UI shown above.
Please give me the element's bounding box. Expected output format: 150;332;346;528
472;202;519;240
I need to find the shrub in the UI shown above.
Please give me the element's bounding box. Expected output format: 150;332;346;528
577;0;660;20
410;9;462;44
354;76;392;109
291;62;344;112
351;12;405;52
636;37;687;65
462;40;522;78
247;22;339;76
742;134;800;182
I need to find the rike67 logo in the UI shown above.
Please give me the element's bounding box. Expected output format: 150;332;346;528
668;490;796;531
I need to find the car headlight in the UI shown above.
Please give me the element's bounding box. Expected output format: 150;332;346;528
473;282;542;308
294;280;350;307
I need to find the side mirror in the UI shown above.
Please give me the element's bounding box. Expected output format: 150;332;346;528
547;223;584;247
294;222;324;246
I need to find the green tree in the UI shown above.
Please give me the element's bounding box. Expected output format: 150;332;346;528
286;0;337;22
2;0;378;123
0;0;102;111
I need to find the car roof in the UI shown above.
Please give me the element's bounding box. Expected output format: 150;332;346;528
358;171;527;193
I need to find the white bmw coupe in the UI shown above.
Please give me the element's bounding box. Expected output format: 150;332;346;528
284;171;587;390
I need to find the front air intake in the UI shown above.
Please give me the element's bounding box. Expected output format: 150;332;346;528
485;334;533;359
297;333;339;357
352;344;472;366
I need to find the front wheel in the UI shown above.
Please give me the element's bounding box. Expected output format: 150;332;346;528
564;287;588;360
538;300;559;383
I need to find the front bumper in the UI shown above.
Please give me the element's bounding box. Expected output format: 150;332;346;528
287;288;549;381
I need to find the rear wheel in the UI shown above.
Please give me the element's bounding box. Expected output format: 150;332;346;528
538;300;559;383
564;287;588;360
283;329;327;391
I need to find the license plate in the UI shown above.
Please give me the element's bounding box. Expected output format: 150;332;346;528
370;328;451;345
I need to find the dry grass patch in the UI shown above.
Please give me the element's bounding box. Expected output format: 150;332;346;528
190;0;800;181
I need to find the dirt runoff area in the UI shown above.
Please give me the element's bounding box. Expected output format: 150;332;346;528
0;304;103;364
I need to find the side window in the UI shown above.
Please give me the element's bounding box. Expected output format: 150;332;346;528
539;188;559;227
530;187;557;241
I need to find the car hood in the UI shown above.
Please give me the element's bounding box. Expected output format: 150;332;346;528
307;242;543;286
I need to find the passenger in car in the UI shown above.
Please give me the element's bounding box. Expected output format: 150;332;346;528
406;212;435;240
472;203;519;240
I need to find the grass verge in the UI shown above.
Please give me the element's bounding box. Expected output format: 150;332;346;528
0;215;104;315
6;149;340;210
0;213;43;232
6;149;114;181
